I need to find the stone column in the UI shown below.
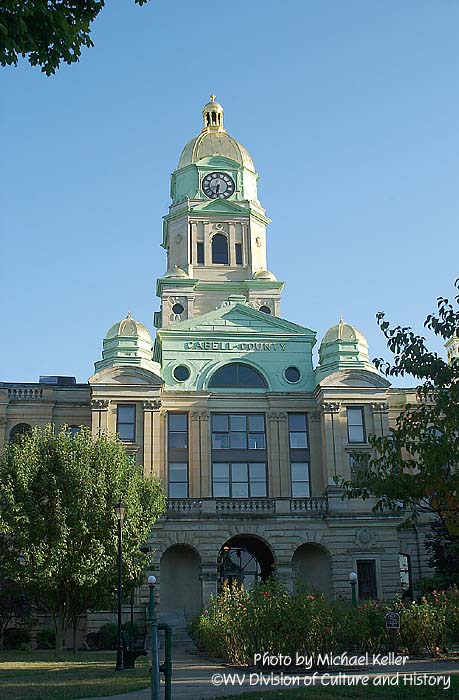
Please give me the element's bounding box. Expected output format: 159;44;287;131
91;400;110;438
320;402;341;487
143;400;161;476
159;409;167;488
371;402;390;437
276;413;290;497
198;412;210;498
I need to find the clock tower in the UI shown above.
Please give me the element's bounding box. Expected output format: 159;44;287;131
155;96;284;328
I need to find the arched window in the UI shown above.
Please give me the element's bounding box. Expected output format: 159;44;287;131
9;423;32;443
212;234;228;264
209;363;267;389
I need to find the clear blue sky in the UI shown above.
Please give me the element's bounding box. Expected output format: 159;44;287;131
1;1;458;385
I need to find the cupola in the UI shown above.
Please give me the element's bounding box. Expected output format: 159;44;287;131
315;318;379;382
202;95;225;132
94;312;158;373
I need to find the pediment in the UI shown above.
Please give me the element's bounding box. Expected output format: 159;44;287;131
89;365;163;386
159;303;316;340
317;369;391;389
192;198;249;215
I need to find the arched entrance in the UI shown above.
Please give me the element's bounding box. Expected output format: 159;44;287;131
292;543;331;597
160;545;202;622
217;535;274;590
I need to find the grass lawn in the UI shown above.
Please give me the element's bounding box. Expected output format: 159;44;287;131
0;650;150;700
228;675;459;700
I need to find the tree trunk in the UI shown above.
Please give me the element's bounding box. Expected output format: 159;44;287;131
54;617;67;658
72;620;77;654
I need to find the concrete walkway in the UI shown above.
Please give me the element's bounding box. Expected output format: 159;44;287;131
84;647;459;700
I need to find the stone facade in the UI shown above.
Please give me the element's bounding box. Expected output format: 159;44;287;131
1;97;436;633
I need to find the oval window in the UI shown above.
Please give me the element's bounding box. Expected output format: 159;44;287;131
172;303;184;315
259;305;271;314
173;365;190;382
285;366;301;383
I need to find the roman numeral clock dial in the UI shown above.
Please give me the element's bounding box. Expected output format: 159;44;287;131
202;172;235;199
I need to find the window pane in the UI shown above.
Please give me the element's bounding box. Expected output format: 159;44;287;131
233;482;249;498
230;432;247;449
213;482;230;497
235;243;243;265
169;463;188;482
289;414;307;431
348;425;365;443
118;423;135;441
238;364;266;387
291;462;309;481
212;234;228;264
230;415;246;431
212;433;229;449
249;463;266;480
169;482;188;498
250;482;267;497
292;482;310;497
357;560;378;600
169;414;187;431
289;432;308;449
212;414;229;431
213;463;229;480
232;463;247;481
169;433;188;449
248;433;265;449
118;405;135;422
197;242;204;264
347;408;364;426
248;415;264;432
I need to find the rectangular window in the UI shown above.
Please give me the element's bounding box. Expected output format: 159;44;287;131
169;463;188;498
168;413;188;497
235;243;243;265
211;414;266;451
288;414;310;496
212;462;267;497
117;404;136;442
197;242;204;264
357;560;378;600
347;407;365;443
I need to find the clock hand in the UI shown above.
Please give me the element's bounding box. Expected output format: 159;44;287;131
215;183;220;194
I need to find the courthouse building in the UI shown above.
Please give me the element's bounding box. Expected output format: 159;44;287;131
0;97;435;630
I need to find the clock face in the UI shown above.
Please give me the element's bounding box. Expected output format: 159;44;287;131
202;172;235;199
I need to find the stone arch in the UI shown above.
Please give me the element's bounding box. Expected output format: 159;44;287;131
292;542;332;597
217;533;275;590
211;233;228;264
160;544;202;623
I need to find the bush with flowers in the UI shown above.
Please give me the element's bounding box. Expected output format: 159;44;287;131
189;580;459;665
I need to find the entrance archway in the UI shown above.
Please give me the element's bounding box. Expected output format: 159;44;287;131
217;535;274;590
160;545;202;622
292;543;331;597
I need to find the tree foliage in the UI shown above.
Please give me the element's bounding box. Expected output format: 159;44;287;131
0;1;150;76
340;280;459;537
0;425;165;652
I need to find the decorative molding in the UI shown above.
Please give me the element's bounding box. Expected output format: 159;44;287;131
371;402;390;414
309;411;321;423
270;411;287;422
354;527;375;549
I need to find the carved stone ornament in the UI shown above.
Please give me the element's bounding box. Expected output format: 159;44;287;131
255;298;274;312
355;528;374;549
91;399;110;410
270;411;288;422
255;236;262;247
175;233;183;245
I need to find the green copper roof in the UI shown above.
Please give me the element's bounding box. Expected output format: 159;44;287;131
94;313;158;374
315;318;379;383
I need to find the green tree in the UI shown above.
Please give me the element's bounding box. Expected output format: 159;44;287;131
0;0;150;76
0;425;165;654
340;281;459;539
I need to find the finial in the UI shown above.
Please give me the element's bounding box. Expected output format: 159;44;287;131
210;94;216;102
202;95;225;132
339;315;344;324
127;310;131;319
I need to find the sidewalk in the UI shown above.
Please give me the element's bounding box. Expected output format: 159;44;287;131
84;647;459;700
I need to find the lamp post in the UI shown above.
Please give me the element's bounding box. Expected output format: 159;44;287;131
349;571;358;608
114;500;127;671
148;575;160;700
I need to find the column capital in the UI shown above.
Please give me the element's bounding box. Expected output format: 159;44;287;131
143;399;161;411
371;402;390;414
321;401;341;415
191;411;208;420
91;399;110;410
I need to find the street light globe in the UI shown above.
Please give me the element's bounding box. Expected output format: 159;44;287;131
148;575;157;586
349;571;358;582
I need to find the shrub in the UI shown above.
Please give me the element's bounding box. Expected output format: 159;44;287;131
36;628;56;649
86;622;118;650
3;627;31;649
190;581;459;664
